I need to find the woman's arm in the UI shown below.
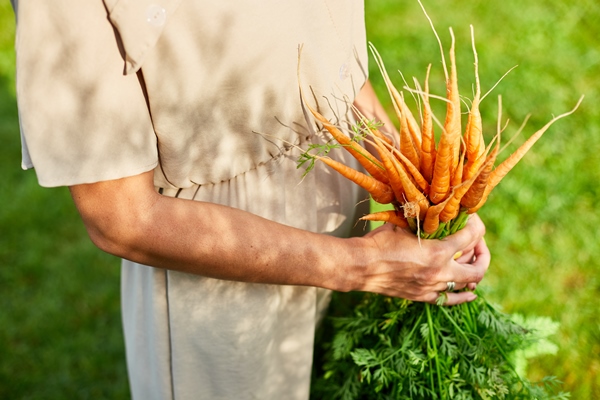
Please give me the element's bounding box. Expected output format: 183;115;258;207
70;167;489;305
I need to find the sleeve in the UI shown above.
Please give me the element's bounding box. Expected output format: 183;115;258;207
13;0;158;187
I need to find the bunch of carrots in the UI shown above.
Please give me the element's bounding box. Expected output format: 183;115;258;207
302;4;582;397
299;24;582;241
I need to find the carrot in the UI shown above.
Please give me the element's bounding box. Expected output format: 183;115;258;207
460;143;498;210
306;104;391;184
371;136;406;203
429;29;462;204
445;28;463;182
316;156;394;204
360;210;409;229
369;43;421;169
462;25;485;181
439;152;467;222
389;155;429;218
469;96;584;214
468;96;584;214
451;146;465;188
489;97;583;189
398;97;422;169
394;148;431;195
423;194;454;234
429;134;453;203
369;134;431;194
419;64;437;183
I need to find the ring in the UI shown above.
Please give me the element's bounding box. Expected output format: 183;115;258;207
446;281;456;292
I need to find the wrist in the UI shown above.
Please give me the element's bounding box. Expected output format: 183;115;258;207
329;236;372;293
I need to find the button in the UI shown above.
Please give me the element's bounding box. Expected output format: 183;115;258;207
146;5;167;27
339;63;351;81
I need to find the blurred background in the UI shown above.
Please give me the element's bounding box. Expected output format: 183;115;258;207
1;0;599;398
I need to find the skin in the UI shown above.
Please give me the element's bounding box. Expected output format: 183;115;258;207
69;80;490;306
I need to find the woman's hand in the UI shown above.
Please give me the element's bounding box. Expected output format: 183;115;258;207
347;214;490;305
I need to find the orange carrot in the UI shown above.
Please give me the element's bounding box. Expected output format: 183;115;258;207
419;64;436;183
423;194;454;234
451;146;465;188
429;135;453;203
371;136;406;203
446;29;463;182
307;104;390;184
360;210;409;229
490;98;583;189
468;96;584;214
369;43;421;169
394;149;431;195
461;144;499;210
439;151;467;222
463;25;485;179
317;156;394;204
396;81;424;160
429;29;462;204
398;98;422;169
370;135;430;194
390;155;429;218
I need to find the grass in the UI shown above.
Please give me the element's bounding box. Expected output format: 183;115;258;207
1;0;599;398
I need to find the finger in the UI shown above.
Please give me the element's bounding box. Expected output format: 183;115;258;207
469;238;491;273
439;235;490;285
440;214;486;256
443;238;490;282
420;290;477;305
455;248;475;263
434;280;470;293
442;291;478;306
436;261;487;285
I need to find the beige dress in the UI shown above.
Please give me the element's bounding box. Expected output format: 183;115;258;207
13;0;368;398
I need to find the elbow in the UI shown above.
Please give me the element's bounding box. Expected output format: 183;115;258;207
82;215;137;259
78;201;154;261
69;171;159;261
84;220;124;256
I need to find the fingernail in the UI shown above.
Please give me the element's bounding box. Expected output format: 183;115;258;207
467;293;477;302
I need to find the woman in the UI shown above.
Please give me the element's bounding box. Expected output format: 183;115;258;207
12;0;489;398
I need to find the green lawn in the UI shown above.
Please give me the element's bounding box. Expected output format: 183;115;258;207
1;1;599;398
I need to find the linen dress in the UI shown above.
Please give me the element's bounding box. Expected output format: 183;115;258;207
13;0;369;398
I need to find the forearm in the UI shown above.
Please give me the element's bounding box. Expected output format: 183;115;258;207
70;172;362;292
126;199;360;289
